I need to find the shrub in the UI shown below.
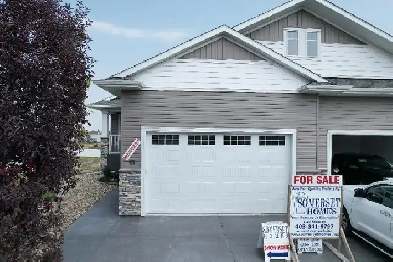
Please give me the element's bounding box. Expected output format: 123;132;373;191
102;166;112;178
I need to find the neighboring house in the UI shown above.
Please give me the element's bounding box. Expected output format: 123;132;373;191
88;0;393;216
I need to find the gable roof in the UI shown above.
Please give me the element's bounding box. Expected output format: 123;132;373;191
233;0;393;54
87;96;120;109
112;25;327;83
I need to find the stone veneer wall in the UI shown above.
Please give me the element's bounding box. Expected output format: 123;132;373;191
100;137;109;172
119;170;141;215
117;169;328;216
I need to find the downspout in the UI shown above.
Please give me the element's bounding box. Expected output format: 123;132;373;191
316;94;319;172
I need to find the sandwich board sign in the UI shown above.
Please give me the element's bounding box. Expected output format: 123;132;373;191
289;175;342;239
297;238;323;254
262;221;291;261
122;138;141;161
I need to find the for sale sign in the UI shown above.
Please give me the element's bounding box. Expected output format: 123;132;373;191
122;138;141;161
289;175;343;239
262;221;291;262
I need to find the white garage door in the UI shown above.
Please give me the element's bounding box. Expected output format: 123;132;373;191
145;132;291;215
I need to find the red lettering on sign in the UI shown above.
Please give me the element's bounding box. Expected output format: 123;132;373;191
264;244;289;251
293;175;313;185
316;175;339;185
277;245;289;250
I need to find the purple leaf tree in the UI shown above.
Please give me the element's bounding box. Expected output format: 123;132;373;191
0;0;94;260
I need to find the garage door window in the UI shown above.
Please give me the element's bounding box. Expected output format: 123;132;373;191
259;136;285;146
223;135;251;146
152;135;179;145
188;135;215;145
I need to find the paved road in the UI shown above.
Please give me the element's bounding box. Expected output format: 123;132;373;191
63;188;391;262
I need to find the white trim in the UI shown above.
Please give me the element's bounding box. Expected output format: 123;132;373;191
140;126;297;217
283;28;322;59
327;130;393;176
87;104;120;109
315;0;393;42
233;0;393;45
305;29;321;58
101;111;109;137
233;0;304;32
301;7;367;45
113;25;327;83
300;85;393;97
140;126;148;217
92;79;144;97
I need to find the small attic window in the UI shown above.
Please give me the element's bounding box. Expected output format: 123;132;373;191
306;31;318;57
287;30;299;56
284;28;321;58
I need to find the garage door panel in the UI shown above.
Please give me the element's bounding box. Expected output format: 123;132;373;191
153;166;180;177
222;182;236;193
146;133;291;214
189;165;216;177
187;150;216;162
183;182;200;193
151;148;183;162
258;182;273;193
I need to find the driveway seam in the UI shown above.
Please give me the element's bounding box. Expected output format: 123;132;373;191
218;216;238;262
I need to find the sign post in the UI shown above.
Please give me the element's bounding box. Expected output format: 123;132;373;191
288;174;355;261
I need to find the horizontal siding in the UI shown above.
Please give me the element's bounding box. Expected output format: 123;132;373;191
247;9;364;45
130;58;309;93
121;91;318;171
260;41;393;79
318;96;393;169
181;37;262;60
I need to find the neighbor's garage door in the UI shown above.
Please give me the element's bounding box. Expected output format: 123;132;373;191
145;133;291;215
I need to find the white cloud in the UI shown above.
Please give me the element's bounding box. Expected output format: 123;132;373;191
90;20;188;42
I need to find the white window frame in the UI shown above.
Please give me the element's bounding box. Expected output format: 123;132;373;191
285;29;300;57
284;28;321;59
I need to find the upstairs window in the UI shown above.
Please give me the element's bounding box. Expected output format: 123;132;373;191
287;30;299;56
284;28;321;58
306;31;318;57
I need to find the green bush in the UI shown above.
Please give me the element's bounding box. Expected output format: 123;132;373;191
42;191;54;202
102;166;112;178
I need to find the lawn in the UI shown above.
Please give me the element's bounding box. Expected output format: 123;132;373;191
77;157;100;174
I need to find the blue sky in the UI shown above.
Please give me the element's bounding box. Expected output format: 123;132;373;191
78;0;393;131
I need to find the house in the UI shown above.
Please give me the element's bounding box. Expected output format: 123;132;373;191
88;0;393;216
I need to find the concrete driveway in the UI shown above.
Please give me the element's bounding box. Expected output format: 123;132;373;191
63;189;391;262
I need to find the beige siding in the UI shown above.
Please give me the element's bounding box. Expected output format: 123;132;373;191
181;38;262;60
120;91;318;171
247;9;364;44
318;96;393;169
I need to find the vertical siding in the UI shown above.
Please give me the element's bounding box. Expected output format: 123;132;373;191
110;113;120;135
247;9;364;44
121;91;318;171
180;38;262;60
318;96;393;169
